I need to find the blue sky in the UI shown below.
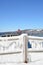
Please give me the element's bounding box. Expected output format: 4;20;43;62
0;0;43;32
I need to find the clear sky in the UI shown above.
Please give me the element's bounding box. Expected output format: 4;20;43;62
0;0;43;32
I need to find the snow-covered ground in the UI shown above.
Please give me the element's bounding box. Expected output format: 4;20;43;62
0;50;43;65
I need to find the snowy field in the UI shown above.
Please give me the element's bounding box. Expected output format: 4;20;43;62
0;49;43;65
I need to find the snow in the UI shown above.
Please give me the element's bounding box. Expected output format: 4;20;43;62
0;60;43;65
0;35;43;65
0;50;43;65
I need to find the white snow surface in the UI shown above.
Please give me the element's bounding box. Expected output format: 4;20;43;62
0;49;43;65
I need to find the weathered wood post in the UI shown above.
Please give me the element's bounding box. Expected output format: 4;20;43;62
20;34;28;63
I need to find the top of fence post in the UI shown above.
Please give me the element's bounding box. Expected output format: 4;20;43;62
20;34;28;40
19;34;28;46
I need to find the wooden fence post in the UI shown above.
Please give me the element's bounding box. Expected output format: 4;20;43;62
20;34;28;63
